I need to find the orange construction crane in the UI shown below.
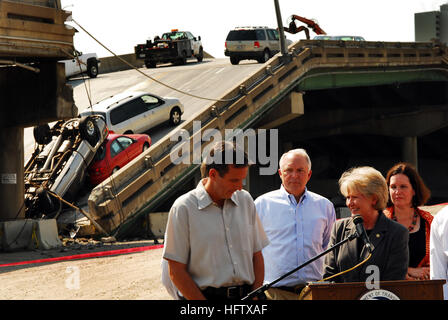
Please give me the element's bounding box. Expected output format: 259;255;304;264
283;14;326;40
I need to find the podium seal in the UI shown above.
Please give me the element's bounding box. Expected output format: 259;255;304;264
359;289;400;300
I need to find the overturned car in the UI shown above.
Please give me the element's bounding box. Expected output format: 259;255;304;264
24;115;108;219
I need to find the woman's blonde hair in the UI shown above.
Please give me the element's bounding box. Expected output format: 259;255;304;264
339;166;388;210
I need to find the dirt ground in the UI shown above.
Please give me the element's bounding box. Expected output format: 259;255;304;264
1;204;445;301
0;239;172;300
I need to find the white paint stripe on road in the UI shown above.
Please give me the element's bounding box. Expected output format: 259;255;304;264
215;68;225;74
126;72;167;92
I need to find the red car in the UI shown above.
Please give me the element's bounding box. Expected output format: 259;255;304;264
88;133;151;185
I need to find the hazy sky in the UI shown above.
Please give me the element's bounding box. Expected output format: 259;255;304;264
60;0;447;58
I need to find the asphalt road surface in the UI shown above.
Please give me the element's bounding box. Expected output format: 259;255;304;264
24;58;264;161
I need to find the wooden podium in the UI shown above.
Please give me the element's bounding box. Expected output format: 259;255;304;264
305;280;446;300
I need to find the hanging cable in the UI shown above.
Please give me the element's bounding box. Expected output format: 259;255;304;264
70;18;242;103
60;48;94;108
46;190;110;236
74;54;93;108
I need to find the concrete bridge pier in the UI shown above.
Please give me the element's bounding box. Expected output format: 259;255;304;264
402;136;418;169
0;126;24;220
0;127;62;252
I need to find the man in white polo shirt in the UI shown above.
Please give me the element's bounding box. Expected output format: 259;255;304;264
163;141;269;300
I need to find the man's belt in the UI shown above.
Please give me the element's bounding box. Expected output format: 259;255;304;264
202;284;251;300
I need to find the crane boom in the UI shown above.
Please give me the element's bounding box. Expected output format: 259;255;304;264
283;14;326;39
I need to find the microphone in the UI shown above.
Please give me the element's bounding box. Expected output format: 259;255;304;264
352;215;373;253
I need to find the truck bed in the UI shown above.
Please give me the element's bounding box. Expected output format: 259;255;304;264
135;38;193;66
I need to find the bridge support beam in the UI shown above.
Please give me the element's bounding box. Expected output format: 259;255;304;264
258;92;304;129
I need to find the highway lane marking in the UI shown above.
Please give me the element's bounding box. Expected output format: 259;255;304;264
215;67;225;74
125;72;168;92
126;81;149;92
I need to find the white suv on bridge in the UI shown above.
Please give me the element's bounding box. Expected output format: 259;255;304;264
224;26;291;65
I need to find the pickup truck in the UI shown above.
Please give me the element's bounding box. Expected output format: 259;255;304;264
135;30;204;68
61;50;101;78
25;115;108;219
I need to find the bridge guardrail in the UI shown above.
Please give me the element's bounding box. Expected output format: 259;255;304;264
87;40;448;236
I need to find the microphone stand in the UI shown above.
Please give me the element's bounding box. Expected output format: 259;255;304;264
241;233;358;300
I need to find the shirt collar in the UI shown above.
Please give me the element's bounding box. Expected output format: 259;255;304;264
195;179;239;210
280;184;308;206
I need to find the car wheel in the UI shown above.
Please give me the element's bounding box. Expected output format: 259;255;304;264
258;49;270;63
196;47;204;62
179;51;187;65
142;142;150;152
79;116;99;146
112;167;120;174
230;56;239;65
33;123;52;145
87;59;98;78
169;107;182;126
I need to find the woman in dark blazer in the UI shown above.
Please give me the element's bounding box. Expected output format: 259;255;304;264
323;166;409;283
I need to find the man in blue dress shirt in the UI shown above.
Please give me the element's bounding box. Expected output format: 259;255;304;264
255;148;336;299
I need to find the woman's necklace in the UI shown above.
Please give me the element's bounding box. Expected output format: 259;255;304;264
392;209;418;232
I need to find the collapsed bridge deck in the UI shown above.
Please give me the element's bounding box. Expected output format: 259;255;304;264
85;39;448;237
